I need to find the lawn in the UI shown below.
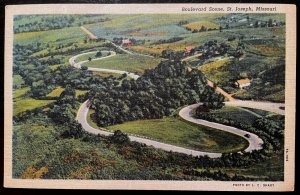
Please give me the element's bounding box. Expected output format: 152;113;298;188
107;117;249;153
84;54;161;75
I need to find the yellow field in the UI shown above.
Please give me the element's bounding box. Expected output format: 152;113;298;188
14;31;47;42
130;42;197;56
47;87;65;97
199;57;231;72
75;90;89;98
198;58;232;84
247;44;285;57
184;21;219;30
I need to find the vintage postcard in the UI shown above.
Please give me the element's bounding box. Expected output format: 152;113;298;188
4;4;296;191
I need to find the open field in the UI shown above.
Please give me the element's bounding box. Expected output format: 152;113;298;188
84;54;161;75
13;98;55;116
75;89;89;98
47;87;65;98
13;87;56;116
13;86;31;99
107;117;249;153
183;21;219;30
14;27;85;45
198;57;233;86
87;14;224;29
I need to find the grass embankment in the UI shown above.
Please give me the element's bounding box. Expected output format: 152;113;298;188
84;54;161;75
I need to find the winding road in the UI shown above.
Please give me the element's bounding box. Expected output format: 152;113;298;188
179;104;264;153
77;100;223;158
69;50;139;80
70;27;285;158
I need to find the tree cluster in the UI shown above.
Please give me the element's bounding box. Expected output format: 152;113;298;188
14;15;110;33
89;60;224;127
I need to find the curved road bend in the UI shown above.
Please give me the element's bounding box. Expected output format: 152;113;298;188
179;104;264;153
77;100;223;158
69;50;139;80
225;100;285;115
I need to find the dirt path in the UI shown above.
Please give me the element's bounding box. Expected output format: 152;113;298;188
80;26;97;40
207;79;236;101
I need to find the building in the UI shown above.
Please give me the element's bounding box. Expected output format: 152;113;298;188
185;47;192;54
122;39;132;46
235;78;251;89
186;66;193;72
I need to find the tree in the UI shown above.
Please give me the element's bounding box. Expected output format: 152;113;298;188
81;66;88;71
60;121;84;139
88;57;92;61
268;18;273;27
219;26;223;32
110;130;130;144
95;51;102;57
49;104;75;124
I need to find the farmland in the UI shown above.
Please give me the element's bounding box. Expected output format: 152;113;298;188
14;27;85;45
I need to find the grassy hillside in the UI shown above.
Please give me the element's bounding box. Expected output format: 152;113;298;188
84;54;161;75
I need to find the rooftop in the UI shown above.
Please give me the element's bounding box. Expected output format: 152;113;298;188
236;78;251;85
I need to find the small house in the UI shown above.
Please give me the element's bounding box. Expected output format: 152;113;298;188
185;47;192;54
122;39;132;46
186;66;193;72
235;78;251;89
